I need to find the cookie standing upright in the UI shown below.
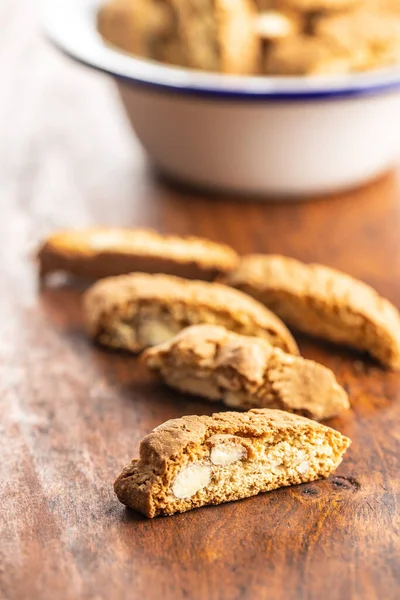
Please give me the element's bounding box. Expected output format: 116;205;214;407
143;324;350;420
170;0;261;73
225;254;400;369
83;273;299;354
38;228;239;282
114;408;351;517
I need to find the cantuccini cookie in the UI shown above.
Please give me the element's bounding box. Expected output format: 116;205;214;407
83;273;299;354
143;325;349;420
38;228;238;282
172;0;261;74
315;9;400;71
97;0;182;64
264;34;354;75
114;408;351;517
225;255;400;369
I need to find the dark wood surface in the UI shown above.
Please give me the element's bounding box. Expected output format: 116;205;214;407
1;2;400;599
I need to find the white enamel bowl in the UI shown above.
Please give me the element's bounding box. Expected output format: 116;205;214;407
43;0;400;199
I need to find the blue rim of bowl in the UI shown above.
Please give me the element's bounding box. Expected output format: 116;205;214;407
42;0;400;102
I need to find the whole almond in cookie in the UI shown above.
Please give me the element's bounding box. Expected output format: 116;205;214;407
143;324;349;420
38;228;239;282
83;273;299;354
114;408;351;517
255;10;302;41
225;255;400;369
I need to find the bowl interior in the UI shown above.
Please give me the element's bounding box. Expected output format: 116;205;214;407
42;0;400;99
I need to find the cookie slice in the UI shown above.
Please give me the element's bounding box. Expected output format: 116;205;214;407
114;408;351;517
97;0;181;63
315;9;400;71
225;255;400;369
264;34;354;74
38;228;239;282
143;324;349;420
83;273;299;354
171;0;261;74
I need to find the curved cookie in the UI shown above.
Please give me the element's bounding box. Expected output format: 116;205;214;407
83;273;299;354
114;408;351;517
172;0;260;74
38;228;239;282
143;324;349;420
225;255;400;369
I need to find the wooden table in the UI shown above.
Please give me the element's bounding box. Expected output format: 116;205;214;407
1;2;400;599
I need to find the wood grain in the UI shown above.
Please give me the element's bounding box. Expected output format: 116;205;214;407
1;1;400;599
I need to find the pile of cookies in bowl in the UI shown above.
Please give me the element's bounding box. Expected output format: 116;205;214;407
98;0;400;75
38;227;400;517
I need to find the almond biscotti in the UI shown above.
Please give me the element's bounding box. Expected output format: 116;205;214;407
97;0;183;65
83;273;299;354
38;228;238;282
172;0;261;74
114;408;351;517
143;325;349;420
225;255;400;369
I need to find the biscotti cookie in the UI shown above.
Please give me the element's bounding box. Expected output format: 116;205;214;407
171;0;261;74
225;255;400;369
83;273;299;354
143;325;349;420
114;408;351;517
97;0;182;64
264;34;353;75
315;9;400;71
38;228;239;282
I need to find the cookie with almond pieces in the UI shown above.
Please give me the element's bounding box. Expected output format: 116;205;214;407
225;254;400;369
114;408;351;517
143;324;349;420
83;273;299;354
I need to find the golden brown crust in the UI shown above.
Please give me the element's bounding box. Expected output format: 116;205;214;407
38;227;239;282
216;0;261;74
83;273;299;354
225;254;400;369
114;408;351;517
264;34;353;75
143;324;350;420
